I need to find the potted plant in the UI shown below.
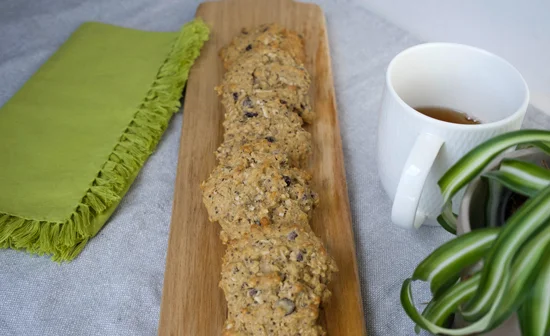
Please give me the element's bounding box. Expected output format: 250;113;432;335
401;129;550;336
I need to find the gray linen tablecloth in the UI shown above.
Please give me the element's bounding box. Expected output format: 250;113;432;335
1;1;549;335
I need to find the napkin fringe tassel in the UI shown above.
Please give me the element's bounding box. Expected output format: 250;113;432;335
0;19;210;261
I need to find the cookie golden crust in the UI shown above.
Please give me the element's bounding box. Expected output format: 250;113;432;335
220;86;314;125
223;324;325;336
226;45;301;72
201;24;339;335
218;117;312;168
220;225;337;336
218;97;311;167
217;47;314;124
220;23;306;70
221;224;338;301
215;140;291;170
222;46;310;91
221;91;305;126
201;141;318;242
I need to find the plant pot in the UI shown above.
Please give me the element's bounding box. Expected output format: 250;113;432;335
456;148;549;336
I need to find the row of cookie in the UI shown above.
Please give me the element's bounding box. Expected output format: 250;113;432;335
217;24;332;336
215;25;314;167
201;24;337;335
211;24;316;240
202;142;337;335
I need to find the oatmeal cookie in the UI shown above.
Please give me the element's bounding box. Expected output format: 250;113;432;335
217;47;314;123
220;23;305;69
201;141;318;242
221;88;314;125
221;92;304;128
223;47;309;89
218;98;311;167
220;224;337;336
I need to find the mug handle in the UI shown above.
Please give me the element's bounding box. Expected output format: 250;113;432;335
391;132;445;229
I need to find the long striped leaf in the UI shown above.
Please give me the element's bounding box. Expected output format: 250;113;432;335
518;142;550;155
518;246;550;336
438;130;550;204
437;203;458;234
401;272;509;335
412;228;499;295
462;186;550;321
488;224;550;329
483;159;550;197
433;274;460;300
485;177;504;228
418;274;481;333
413;226;550;334
533;141;550;155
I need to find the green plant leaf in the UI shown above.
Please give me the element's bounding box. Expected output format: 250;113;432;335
433;274;460;300
413;226;550;334
462;185;550;321
488;224;550;329
483;159;550;198
532;141;550;155
516;142;550;155
401;272;509;335
437;203;458;234
438;129;550;206
485;177;504;228
422;274;481;330
415;301;436;334
500;158;550;185
518;246;550;336
412;228;499;295
415;276;462;334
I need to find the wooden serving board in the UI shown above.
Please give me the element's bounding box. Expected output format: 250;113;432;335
158;0;366;334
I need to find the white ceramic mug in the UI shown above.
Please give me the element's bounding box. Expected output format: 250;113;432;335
377;43;529;229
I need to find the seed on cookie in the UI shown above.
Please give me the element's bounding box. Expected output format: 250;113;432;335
220;23;306;69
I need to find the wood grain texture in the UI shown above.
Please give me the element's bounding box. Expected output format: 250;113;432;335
158;0;366;335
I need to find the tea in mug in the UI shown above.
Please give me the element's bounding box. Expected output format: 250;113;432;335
415;106;481;125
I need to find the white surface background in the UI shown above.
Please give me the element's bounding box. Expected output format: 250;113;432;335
362;0;550;114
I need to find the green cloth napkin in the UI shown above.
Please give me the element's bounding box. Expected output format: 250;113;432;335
0;19;209;261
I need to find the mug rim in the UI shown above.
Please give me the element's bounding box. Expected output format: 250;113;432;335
386;42;530;129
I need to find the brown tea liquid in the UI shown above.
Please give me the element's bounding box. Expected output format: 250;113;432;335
415;106;481;125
